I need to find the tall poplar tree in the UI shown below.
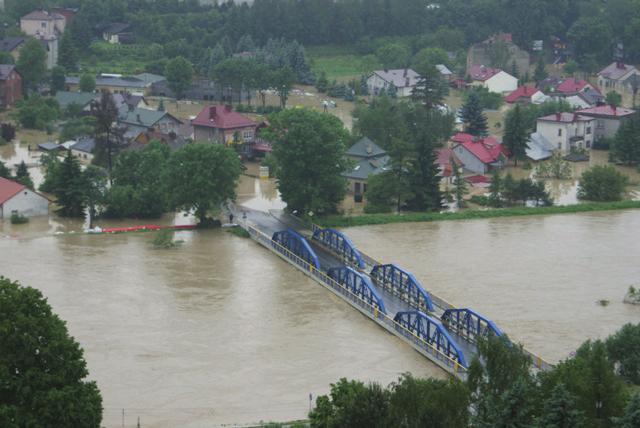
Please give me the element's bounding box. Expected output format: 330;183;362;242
503;104;528;166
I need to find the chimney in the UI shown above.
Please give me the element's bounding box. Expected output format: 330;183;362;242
136;113;141;123
209;106;217;120
405;77;410;87
555;112;561;121
616;61;625;69
403;69;408;77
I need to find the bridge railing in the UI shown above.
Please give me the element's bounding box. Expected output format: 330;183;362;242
247;224;467;376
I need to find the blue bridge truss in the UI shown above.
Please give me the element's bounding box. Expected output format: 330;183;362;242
370;264;434;312
394;310;467;367
312;228;365;269
441;308;502;343
272;229;320;270
327;266;386;314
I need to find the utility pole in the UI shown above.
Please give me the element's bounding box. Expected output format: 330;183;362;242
122;408;125;428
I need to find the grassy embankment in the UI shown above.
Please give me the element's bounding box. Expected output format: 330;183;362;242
316;200;640;228
306;45;380;82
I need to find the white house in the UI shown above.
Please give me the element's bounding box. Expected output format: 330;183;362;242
598;62;640;93
576;105;636;140
367;69;420;97
70;137;96;163
536;112;595;154
468;65;518;94
0;177;49;219
20;10;64;69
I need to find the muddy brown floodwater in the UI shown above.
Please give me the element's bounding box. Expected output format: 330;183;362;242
2;172;640;427
341;210;640;362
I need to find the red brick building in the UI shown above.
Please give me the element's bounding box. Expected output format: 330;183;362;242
0;65;22;109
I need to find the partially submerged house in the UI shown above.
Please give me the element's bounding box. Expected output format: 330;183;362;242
54;91;97;113
575;105;636;140
526;132;556;161
343;137;390;199
0;176;49;219
366;69;420;97
468;65;518;94
598;62;640;94
191;105;258;145
451;133;507;174
504;85;547;105
535;112;595;153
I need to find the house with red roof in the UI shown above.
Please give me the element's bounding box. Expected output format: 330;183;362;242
504;85;547;105
0;177;49;219
576;105;636;140
192;105;258;145
536;112;595;153
435;148;463;184
554;77;597;95
598;62;640;93
467;33;530;80
468;65;518;94
450;133;507;174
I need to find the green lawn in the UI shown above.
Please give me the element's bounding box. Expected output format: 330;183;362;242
307;45;380;82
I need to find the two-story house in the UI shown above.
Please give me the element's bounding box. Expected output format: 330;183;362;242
0;65;22;109
366;69;420;97
118;106;183;140
342;137;390;200
192;105;257;145
576;105;636;140
20;10;66;69
535;112;595;153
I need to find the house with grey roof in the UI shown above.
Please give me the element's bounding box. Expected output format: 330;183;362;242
436;64;453;81
343;137;390;200
70;137;96;162
118;106;182;138
598;62;640;94
54;91;98;112
65;74;153;96
0;37;26;61
366;69;420;97
102;23;133;44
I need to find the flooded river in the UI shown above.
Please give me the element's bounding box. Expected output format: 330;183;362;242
2;153;640;426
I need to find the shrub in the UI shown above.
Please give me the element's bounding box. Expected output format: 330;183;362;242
577;165;629;201
152;228;181;248
10;213;29;224
1;123;16;142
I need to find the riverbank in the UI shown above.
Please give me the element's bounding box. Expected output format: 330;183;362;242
317;200;640;228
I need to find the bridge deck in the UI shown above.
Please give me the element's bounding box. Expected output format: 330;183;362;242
237;207;479;369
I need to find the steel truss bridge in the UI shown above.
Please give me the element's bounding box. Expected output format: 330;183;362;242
239;209;552;378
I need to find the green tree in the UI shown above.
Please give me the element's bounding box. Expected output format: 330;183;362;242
60;116;96;142
316;70;329;93
58;31;78;72
0;277;103;427
82;165;107;228
452;162;467;208
467;334;533;427
375;43;410;69
79;74;96;92
537;383;585;428
605;91;622;107
91;92;119;174
165;56;194;100
488;170;504;207
16;38;47;93
534;56;548;83
104;142;170;219
568;17;613;72
274;66;296;109
605;323;640;385
539;340;627;427
0;161;10;179
610;113;640;165
615;393;640;428
365;170;412;213
50;66;66;95
411;47;449;72
54;150;86;217
309;378;389;428
166;143;242;224
386;374;469;428
13;96;59;130
503;104;528;166
577;165;629;201
268;108;349;215
534;152;572;180
460;91;488;137
14;161;33;189
412;64;448;110
353;96;407;150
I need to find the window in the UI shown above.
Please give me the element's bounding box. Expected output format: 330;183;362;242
243;130;253;142
355;182;361;194
363;184;368;193
597;120;605;129
557;143;562;150
41;22;46;28
586;126;591;135
558;128;562;136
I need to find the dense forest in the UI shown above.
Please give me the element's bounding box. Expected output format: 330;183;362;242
3;0;640;73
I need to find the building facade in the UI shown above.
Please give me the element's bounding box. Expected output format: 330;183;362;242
367;69;420;97
468;65;518;94
0;177;49;219
576;105;636;140
192;105;257;145
536;112;595;153
0;65;22;109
